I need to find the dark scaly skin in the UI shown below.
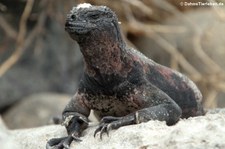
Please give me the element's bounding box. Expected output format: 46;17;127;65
46;4;204;149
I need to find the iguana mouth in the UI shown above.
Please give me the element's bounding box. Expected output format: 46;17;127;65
65;21;95;34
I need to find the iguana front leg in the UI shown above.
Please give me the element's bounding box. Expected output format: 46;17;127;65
94;84;182;138
46;92;90;149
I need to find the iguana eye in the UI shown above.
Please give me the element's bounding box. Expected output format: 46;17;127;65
89;13;100;19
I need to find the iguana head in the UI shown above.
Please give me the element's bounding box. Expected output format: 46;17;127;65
65;4;127;76
65;3;120;42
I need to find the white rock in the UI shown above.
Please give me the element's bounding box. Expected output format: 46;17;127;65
6;109;225;149
0;117;21;149
11;125;66;149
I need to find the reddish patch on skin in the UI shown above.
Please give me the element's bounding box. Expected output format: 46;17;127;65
128;94;142;109
128;90;148;109
130;54;149;74
143;63;150;74
157;67;173;80
132;54;140;62
180;82;188;90
74;92;90;115
157;67;179;87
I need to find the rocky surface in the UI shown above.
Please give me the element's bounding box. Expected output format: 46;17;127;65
2;93;71;129
0;117;20;149
0;109;223;149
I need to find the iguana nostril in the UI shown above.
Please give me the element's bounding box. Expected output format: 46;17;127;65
65;21;70;27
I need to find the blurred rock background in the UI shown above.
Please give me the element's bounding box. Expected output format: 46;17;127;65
0;0;225;129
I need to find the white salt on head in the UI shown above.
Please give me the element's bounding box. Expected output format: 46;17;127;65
71;3;92;13
77;3;92;9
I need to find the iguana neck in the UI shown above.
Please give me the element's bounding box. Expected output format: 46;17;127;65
79;33;129;76
77;28;131;77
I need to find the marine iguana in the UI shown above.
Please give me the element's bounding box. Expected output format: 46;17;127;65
46;3;204;149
